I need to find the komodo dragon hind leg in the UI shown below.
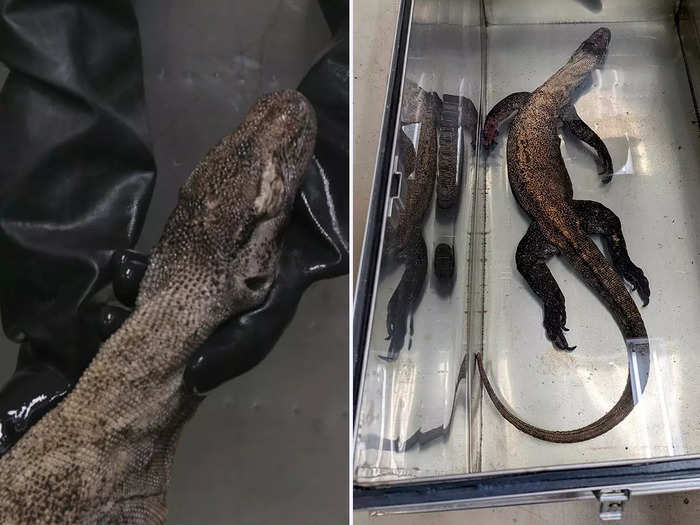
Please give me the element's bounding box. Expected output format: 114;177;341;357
573;199;650;305
516;223;576;351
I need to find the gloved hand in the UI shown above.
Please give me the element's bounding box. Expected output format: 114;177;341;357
0;1;348;456
115;30;349;393
0;0;156;455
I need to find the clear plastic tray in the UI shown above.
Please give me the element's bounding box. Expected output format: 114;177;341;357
355;0;700;486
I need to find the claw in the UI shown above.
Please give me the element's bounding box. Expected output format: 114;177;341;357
546;309;576;351
553;334;577;351
601;175;612;184
622;269;650;306
550;330;576;351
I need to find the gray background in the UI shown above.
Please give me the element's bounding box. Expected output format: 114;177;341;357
0;1;348;524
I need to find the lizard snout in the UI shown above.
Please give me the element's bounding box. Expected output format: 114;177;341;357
588;27;611;50
573;27;611;65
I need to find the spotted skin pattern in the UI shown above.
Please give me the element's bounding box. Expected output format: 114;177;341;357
382;89;440;361
477;28;651;443
0;90;316;524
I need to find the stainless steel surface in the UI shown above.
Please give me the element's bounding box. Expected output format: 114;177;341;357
354;0;482;485
484;0;677;25
0;2;348;524
412;0;481;25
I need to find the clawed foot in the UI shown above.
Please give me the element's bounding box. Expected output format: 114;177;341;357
379;329;406;362
383;291;409;361
599;164;613;184
617;263;650;306
544;301;577;351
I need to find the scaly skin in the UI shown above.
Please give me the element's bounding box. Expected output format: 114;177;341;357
384;87;478;358
437;94;477;209
382;89;440;360
477;28;651;443
390;90;441;254
0;90;316;523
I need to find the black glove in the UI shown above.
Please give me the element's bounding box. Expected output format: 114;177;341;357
115;31;349;393
0;0;155;454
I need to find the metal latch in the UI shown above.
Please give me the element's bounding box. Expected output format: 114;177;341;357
594;489;630;520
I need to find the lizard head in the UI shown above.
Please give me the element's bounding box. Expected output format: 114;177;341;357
573;27;611;67
139;90;317;317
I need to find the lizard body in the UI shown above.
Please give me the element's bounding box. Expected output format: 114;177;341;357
382;90;440;360
0;90;316;523
477;28;650;443
384;87;478;359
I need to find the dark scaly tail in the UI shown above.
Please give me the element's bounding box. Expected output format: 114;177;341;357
476;355;635;443
477;225;648;443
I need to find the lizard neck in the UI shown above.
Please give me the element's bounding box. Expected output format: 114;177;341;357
0;288;223;523
538;53;597;110
73;290;218;428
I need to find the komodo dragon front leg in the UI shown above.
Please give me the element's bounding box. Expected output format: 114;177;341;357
561;104;614;182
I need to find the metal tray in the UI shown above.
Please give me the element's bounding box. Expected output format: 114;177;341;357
354;0;700;516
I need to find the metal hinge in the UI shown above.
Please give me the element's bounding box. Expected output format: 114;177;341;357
594;489;630;520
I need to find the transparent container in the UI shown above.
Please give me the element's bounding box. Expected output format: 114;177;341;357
354;0;700;500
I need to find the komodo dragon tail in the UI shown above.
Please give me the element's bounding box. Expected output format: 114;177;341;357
476;226;649;443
